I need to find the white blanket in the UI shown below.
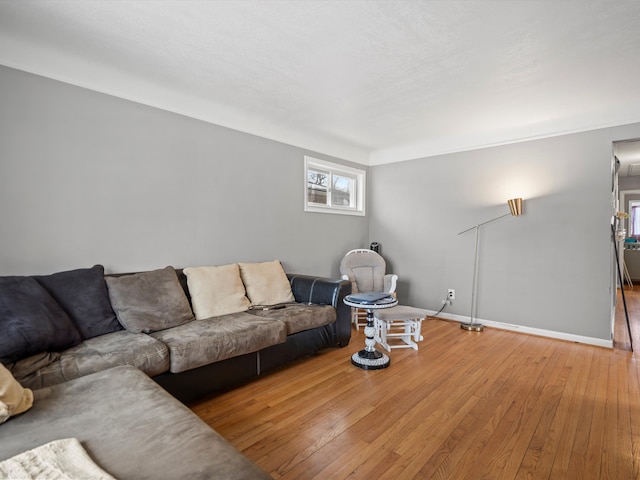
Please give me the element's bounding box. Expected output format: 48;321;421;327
0;438;115;480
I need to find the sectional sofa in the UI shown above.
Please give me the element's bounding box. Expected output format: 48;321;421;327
0;261;351;479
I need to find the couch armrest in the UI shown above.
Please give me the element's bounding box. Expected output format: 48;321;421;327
287;274;352;347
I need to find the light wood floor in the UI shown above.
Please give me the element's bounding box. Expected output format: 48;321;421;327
191;290;640;479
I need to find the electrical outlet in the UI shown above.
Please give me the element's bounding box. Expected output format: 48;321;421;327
448;289;455;300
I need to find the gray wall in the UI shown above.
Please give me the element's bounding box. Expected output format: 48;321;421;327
370;123;640;341
0;66;369;276
4;63;640;341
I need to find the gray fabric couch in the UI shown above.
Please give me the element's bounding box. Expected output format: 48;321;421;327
0;366;272;479
0;264;351;478
4;267;351;403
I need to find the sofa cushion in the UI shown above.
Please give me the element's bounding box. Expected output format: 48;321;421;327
9;331;170;390
183;264;250;319
0;366;272;480
105;267;195;333
249;304;336;335
151;312;287;373
0;276;82;364
0;363;33;424
35;265;122;340
3;353;59;386
238;260;295;306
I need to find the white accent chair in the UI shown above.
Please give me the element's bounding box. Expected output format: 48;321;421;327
339;249;398;330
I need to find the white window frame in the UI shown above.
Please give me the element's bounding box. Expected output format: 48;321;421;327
304;156;366;216
630;200;640;238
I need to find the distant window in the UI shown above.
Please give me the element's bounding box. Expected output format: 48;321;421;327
304;156;365;216
630;201;640;238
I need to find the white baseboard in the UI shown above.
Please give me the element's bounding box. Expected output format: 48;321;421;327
425;310;613;349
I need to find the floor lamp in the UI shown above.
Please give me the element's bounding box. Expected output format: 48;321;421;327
458;198;524;332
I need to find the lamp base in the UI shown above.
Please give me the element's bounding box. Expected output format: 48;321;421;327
460;322;484;332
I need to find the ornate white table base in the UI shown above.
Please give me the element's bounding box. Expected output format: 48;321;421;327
344;295;397;370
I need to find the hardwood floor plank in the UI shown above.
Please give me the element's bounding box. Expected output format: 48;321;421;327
613;352;638;480
600;355;619;480
548;347;595;479
515;346;580;480
583;354;609;475
391;333;530;479
567;350;602;475
513;364;572;479
627;353;640;479
191;293;640;480
464;340;566;479
409;362;529;479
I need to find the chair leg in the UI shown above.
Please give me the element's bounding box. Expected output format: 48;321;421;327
402;322;413;347
414;318;424;342
374;317;392;352
352;308;368;330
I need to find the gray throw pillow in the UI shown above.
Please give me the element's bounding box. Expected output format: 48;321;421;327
105;267;195;333
0;277;82;363
35;265;122;340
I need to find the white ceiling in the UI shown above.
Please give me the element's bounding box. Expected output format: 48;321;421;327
1;0;640;166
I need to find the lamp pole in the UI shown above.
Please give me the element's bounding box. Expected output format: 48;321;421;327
458;212;511;331
458;198;522;332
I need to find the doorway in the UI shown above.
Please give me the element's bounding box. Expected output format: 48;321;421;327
613;138;640;351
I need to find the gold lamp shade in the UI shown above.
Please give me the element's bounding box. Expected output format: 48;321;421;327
508;198;523;216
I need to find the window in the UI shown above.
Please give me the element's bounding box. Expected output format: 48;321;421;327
304;156;365;216
630;201;640;238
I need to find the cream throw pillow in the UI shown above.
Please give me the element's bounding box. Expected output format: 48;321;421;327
238;260;296;306
0;363;33;424
183;264;251;319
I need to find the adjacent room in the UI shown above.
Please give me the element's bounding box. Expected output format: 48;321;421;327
1;1;640;479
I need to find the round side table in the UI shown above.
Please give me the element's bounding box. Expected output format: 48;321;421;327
344;294;398;370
